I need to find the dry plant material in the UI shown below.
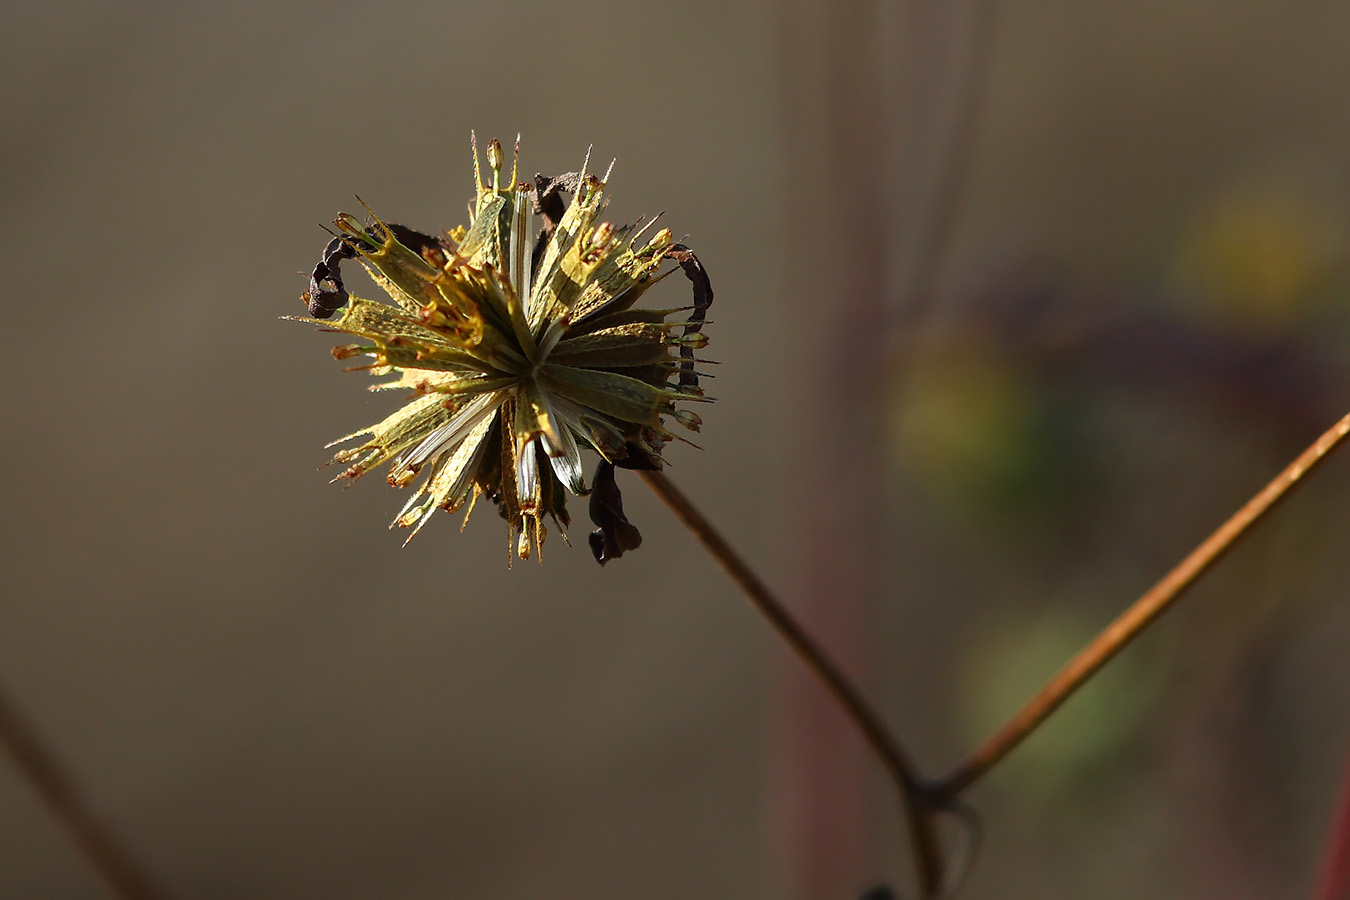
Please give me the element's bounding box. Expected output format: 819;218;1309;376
295;135;712;561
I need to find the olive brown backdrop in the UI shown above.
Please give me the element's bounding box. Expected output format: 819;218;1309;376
2;2;1348;899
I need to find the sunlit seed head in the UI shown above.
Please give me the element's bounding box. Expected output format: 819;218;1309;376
295;135;713;563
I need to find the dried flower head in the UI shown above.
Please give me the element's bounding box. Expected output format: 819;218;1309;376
295;135;712;562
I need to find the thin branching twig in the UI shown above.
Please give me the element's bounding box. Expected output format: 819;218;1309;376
935;410;1350;798
639;469;946;894
648;407;1350;896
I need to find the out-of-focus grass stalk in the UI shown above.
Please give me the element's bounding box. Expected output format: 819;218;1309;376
0;685;168;900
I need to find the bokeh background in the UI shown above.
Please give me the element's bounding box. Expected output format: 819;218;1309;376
2;1;1349;898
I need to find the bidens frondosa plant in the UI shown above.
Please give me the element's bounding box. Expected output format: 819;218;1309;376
295;135;713;563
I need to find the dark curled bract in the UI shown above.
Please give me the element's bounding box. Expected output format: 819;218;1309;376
304;222;445;319
664;243;713;391
305;236;357;318
588;461;643;565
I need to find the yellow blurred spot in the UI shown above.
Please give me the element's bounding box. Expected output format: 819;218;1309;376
891;350;1037;502
1172;173;1346;331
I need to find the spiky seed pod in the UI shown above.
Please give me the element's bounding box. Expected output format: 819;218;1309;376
294;135;712;562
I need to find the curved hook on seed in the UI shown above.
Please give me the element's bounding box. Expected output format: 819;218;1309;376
663;243;713;392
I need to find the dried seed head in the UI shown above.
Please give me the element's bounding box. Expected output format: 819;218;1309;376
295;135;714;563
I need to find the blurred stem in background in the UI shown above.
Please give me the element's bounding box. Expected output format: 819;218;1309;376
0;686;168;900
776;0;997;896
777;1;999;895
776;0;889;891
1316;752;1350;900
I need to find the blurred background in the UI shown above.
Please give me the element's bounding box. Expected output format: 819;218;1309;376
2;1;1349;898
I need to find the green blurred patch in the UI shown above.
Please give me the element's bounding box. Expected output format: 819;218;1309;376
891;349;1079;522
958;608;1159;796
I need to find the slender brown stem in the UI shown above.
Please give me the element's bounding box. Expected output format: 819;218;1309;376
0;685;168;900
936;410;1350;798
639;469;945;895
